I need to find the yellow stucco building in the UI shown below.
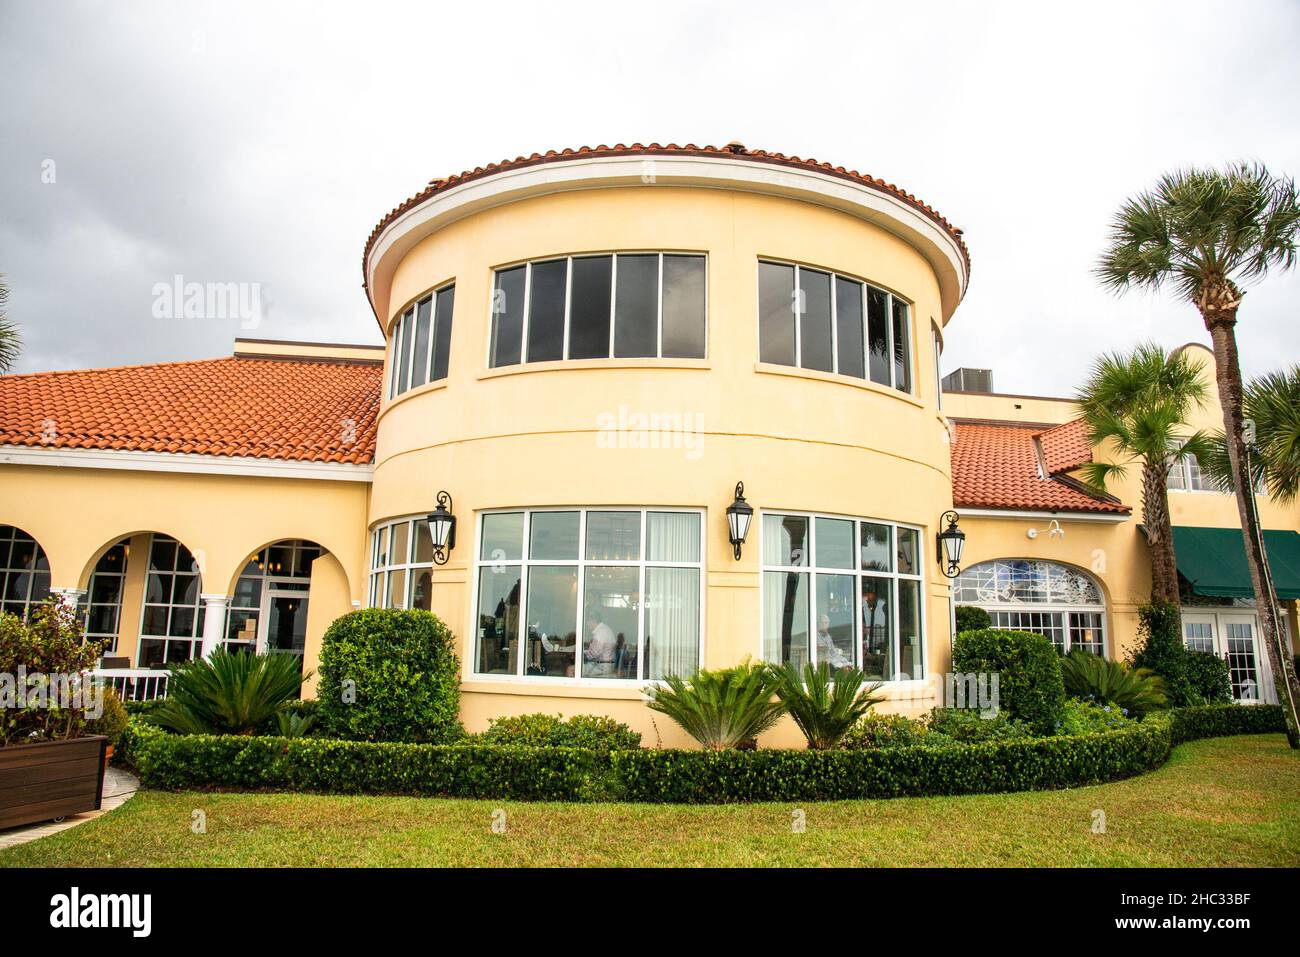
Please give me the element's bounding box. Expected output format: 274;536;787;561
1;144;1296;745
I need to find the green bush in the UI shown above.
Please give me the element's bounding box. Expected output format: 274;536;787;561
839;713;936;750
478;713;641;751
85;686;130;746
769;662;884;750
1055;697;1130;735
316;608;463;744
954;605;992;635
951;628;1066;733
925;707;1035;742
643;660;785;750
1059;650;1167;716
0;601;104;745
1130;600;1193;706
1185;651;1232;704
120;703;1287;803
123;698;164;717
145;648;309;735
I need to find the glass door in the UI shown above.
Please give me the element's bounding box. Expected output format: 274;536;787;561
263;583;309;677
1222;615;1261;702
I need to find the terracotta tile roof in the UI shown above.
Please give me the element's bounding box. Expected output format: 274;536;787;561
1035;418;1093;476
363;142;971;290
0;356;381;465
951;421;1129;515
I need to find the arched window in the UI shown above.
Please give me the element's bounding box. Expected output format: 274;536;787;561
0;525;52;618
954;559;1106;656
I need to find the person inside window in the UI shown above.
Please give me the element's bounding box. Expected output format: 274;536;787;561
584;611;617;676
862;585;888;652
815;613;852;669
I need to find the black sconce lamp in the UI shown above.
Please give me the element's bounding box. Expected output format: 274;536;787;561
427;490;457;566
936;510;965;579
726;482;753;561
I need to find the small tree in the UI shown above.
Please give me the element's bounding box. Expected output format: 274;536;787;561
0;274;20;373
0;601;103;746
1128;600;1193;706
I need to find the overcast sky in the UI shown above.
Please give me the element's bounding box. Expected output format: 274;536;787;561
1;0;1296;394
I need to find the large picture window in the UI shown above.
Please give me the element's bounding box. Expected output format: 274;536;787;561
758;260;912;394
954;559;1106;656
137;534;205;667
84;540;128;651
0;524;52;619
489;253;706;367
388;283;455;399
760;512;925;680
472;508;704;681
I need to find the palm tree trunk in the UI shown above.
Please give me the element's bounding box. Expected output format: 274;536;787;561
1139;461;1182;605
1204;312;1300;748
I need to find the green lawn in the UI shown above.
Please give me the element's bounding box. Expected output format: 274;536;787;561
3;735;1296;867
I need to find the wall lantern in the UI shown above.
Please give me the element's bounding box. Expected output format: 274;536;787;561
426;490;457;566
726;482;753;561
936;510;965;579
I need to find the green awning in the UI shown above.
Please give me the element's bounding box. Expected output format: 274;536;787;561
1169;526;1300;601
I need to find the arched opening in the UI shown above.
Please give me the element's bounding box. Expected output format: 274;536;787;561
225;539;325;677
0;524;52;618
84;538;130;652
137;534;206;668
954;558;1107;656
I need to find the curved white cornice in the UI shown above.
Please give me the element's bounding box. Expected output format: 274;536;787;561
365;155;970;329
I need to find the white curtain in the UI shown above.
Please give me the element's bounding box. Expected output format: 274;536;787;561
646;512;700;563
645;567;699;679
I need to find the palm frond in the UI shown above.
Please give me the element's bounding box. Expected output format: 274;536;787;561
1060;651;1168;717
643;660;786;750
145;648;310;735
768;662;884;750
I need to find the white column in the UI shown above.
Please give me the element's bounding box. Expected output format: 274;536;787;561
49;587;86;610
199;593;229;658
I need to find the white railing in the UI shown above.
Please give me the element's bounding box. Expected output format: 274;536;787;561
91;668;170;702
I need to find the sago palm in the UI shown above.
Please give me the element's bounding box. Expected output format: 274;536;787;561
1098;162;1300;748
1060;650;1168;717
769;661;884;749
146;648;310;736
1199;366;1300;505
1075;342;1211;604
643;660;785;750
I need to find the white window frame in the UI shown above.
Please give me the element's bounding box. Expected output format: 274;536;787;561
388;280;455;400
469;506;707;685
136;534;205;666
954;558;1107;656
368;516;434;611
757;258;913;394
487;252;708;368
83;539;129;652
0;524;52;619
1180;609;1270;703
758;509;927;682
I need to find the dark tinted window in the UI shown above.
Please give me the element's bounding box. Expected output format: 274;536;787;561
892;297;911;393
867;286;891;386
759;261;796;366
526;259;566;362
835;277;865;379
432;286;454;381
491;266;526;367
613;254;658;358
798;268;833;373
661;255;706;358
568;256;613;359
409;298;431;389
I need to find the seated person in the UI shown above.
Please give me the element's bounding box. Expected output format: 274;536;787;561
815;613;853;669
583;611;618;677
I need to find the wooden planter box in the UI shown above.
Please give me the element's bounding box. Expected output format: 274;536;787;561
0;736;108;831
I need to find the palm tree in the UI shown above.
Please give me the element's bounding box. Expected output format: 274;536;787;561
1076;343;1212;605
1200;366;1300;504
0;275;20;373
1098;163;1300;748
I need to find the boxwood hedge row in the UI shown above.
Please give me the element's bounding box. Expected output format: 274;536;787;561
118;703;1285;804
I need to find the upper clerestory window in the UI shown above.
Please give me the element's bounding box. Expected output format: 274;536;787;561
389;283;454;400
489;253;706;368
758;260;912;394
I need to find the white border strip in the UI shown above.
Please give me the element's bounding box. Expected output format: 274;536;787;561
0;445;374;482
958;507;1130;524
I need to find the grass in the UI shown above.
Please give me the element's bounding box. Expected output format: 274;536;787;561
2;735;1296;867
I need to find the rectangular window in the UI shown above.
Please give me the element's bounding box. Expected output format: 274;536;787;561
471;508;704;681
389;283;454;399
759;260;913;392
84;540;128;652
491;253;705;366
761;512;925;679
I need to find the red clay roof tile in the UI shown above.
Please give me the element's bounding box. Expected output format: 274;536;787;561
0;356;381;465
951;420;1128;515
1034;418;1093;476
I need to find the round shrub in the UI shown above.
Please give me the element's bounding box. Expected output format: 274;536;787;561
86;686;130;746
479;712;641;751
924;707;1034;742
1055;697;1130;735
1185;650;1232;704
840;713;935;749
951;628;1066;734
316;608;462;744
954;605;991;635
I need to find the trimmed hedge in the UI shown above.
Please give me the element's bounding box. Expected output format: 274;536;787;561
119;703;1286;804
952;629;1066;733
